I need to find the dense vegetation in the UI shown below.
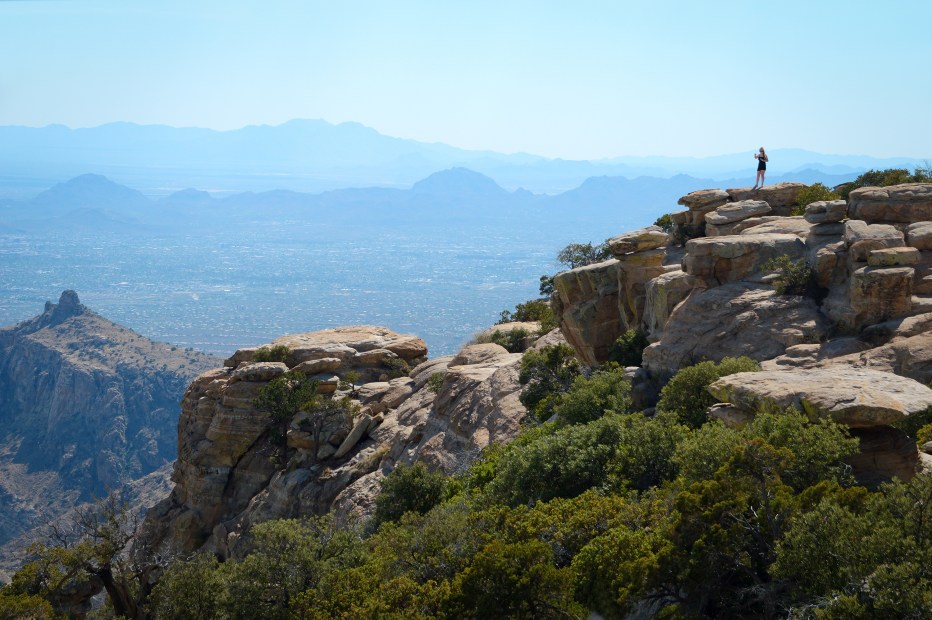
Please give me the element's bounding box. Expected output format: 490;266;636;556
6;343;930;619
836;164;932;199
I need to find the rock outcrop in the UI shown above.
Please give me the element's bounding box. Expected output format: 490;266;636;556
550;181;932;486
0;292;220;570
708;367;932;484
642;282;828;374
139;326;532;559
133;180;932;565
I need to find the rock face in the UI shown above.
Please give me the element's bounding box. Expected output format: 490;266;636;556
642;283;827;374
552;259;622;367
129;179;932;566
726;183;807;215
0;291;220;569
547;181;932;487
554;182;932;381
683;234;806;285
847;183;932;224
138;326;531;559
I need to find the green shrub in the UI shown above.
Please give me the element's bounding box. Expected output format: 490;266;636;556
498;298;556;333
917;423;932;447
552;366;632;426
556;242;612;269
374;463;449;526
538;274;555;297
338;370;361;394
253;344;291;363
148;553;225;619
482;415;625;505
656;356;761;428
486;327;532;353
892;405;932;444
452;539;583;618
383;356;410;379
483;413;684;505
761;254;822;298
837;165;932;199
608;329;649;367
654;213;673;233
792;183;840;215
518;343;582;421
254;371;319;423
427;371;446;393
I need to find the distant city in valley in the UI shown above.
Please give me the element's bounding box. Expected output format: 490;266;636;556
0;119;925;356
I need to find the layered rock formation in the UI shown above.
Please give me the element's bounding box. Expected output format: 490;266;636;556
139;325;532;558
0;292;220;568
552;182;932;485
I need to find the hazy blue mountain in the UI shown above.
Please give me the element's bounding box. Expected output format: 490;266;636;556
31;173;150;214
0;165;866;238
0;120;923;199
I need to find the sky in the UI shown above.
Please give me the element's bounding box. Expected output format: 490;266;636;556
0;0;930;159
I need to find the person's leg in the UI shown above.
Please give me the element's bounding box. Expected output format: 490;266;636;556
753;170;761;189
759;169;765;188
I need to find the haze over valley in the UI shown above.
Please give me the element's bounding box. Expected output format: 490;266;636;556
0;123;875;358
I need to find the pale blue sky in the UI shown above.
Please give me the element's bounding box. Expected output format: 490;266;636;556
1;0;929;159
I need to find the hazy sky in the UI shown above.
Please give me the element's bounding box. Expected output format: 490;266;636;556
1;0;930;159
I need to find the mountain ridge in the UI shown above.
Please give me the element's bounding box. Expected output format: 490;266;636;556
0;119;924;198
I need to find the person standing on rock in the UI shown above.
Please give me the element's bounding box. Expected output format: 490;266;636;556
752;147;768;190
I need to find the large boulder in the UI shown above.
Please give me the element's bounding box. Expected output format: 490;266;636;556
810;314;932;385
678;188;730;211
673;189;730;241
906;221;932;250
552;259;622;367
704;200;771;226
607;226;669;256
844;220;904;262
683;234;807;285
804;200;848;224
848;266;914;329
740;216;812;238
847;426;922;486
848;183;932;224
706;215;782;237
642;282;828;375
727;183;808;215
617;249;669;334
708;367;932;428
644;269;697;340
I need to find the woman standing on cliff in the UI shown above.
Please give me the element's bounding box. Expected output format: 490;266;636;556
752;147;768;190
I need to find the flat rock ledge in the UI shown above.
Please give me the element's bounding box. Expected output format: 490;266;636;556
708;367;932;428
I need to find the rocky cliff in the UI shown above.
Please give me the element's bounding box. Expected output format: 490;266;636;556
139;325;535;558
0;291;220;567
138;182;932;562
553;181;932;484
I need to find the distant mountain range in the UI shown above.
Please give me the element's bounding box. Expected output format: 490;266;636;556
0;167;863;236
0;119;925;198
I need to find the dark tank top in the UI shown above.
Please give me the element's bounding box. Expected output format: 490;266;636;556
758;154;767;171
